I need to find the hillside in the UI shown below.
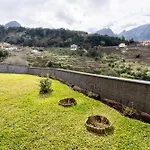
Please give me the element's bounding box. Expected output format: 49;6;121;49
1;44;150;81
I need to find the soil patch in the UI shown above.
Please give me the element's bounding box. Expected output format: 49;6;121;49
59;98;77;107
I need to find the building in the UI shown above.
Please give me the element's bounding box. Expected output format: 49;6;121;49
31;50;41;55
0;42;11;49
137;43;142;47
70;44;78;50
141;40;150;46
118;43;126;48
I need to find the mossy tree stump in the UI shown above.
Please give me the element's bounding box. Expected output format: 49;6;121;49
85;115;113;135
59;98;77;107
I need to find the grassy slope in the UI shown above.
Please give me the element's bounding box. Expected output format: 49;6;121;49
0;74;150;150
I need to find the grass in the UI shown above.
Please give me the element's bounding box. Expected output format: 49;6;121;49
0;74;150;150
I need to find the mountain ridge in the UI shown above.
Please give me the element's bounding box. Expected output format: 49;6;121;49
96;28;115;37
5;21;21;28
96;24;150;41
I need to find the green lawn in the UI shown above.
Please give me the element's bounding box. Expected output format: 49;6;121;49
0;74;150;150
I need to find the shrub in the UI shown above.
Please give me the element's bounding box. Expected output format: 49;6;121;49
101;68;119;77
40;78;53;94
146;71;150;79
0;50;8;57
94;57;100;61
0;49;8;60
131;68;148;80
46;61;62;68
120;73;135;79
123;106;136;116
123;103;136;117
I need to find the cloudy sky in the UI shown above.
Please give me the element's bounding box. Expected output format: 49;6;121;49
0;0;150;33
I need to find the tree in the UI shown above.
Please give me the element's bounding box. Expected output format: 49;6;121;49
100;41;105;46
0;26;129;48
129;38;135;44
121;36;125;41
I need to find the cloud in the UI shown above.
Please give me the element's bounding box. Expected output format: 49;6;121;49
56;10;76;25
121;23;139;29
0;0;150;33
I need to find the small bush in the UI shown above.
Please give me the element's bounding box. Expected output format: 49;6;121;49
123;103;136;117
123;107;136;116
0;50;8;57
146;71;150;80
40;78;53;94
46;61;62;68
120;73;135;79
101;68;119;77
0;49;8;60
94;57;100;61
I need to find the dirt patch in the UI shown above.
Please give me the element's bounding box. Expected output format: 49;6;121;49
85;115;113;135
59;98;77;107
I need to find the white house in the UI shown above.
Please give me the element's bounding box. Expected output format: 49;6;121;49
119;43;126;48
70;44;78;50
0;42;11;49
31;50;41;55
5;47;18;51
142;40;150;46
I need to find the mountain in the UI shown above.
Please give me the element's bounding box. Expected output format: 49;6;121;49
119;24;150;41
96;28;115;37
96;24;150;41
5;21;21;28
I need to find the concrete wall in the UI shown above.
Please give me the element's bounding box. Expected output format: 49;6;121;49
52;69;150;114
0;64;150;114
0;64;28;74
28;67;55;76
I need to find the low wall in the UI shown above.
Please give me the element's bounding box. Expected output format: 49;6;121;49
0;64;28;74
1;64;150;114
